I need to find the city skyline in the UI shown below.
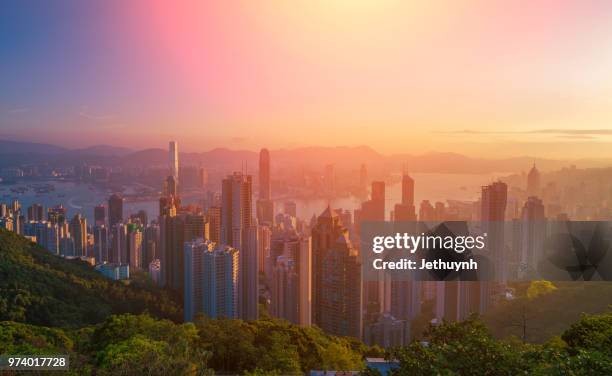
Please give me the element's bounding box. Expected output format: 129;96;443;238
2;1;612;158
2;2;611;373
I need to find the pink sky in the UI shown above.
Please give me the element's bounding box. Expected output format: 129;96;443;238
4;1;612;158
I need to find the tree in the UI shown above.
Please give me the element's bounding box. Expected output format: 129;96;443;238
561;312;612;355
527;280;557;300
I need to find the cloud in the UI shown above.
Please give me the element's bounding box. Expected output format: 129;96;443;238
435;129;612;136
7;107;29;114
78;111;115;121
531;129;612;135
557;135;595;139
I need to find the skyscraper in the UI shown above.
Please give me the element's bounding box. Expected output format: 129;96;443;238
283;201;297;217
207;206;221;243
164;175;178;198
184;239;239;322
269;225;311;326
481;181;508;222
143;222;159;267
520;196;546;274
526;163;541;197
94;204;106;226
169;140;179;181
480;181;508;310
47;205;67;225
221;172;253;248
110;223;127;264
311;207;362;338
27;204;44;222
259;148;271;200
221;172;259;320
93;225;109;262
69;214;87;257
108;194;124;228
394;173;417;221
419;200;435;221
257;148;274;225
401;173;414;207
127;223;143;269
319;230;362;338
361;181;385;221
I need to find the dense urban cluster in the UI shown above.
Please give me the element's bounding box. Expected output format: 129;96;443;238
0;141;606;351
0;141;611;375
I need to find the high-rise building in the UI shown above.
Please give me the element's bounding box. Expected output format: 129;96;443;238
11;199;20;214
257;225;272;274
240;226;260;320
159;195;178;217
127;223;143;269
319;231;362;338
143;223;159;267
519;196;546;275
0;203;8;218
169;140;179;181
159;214;184;291
394;173;417;221
256;199;274;226
184;214;207;241
364;313;410;348
108;194;124;228
24;221;59;254
93;225;109;262
69;214;87;257
221;172;253;247
94;204;106;226
481;181;508;222
110;223;127;264
164;175;178;198
479;181;508;310
401;173;414;207
390;280;421;322
271;255;299;322
220;172;259;320
259;148;271;200
283;201;297;217
311;207;362;338
47;205;67;225
149;259;161;285
419;200;435;221
0;217;13;231
207;206;221;243
27;204;44;222
269;225;311;326
130;210;148;227
257;148;274;225
526;163;541;197
184;239;239;322
361;181;385;222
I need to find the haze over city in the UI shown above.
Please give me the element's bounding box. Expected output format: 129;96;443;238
2;2;612;374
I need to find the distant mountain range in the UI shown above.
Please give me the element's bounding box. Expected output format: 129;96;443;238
1;139;611;174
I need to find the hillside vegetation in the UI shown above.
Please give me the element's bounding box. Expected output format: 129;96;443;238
0;228;181;327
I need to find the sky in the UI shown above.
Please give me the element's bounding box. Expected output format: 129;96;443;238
2;0;612;158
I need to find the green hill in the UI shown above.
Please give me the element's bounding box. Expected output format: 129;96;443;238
0;228;181;327
484;281;612;343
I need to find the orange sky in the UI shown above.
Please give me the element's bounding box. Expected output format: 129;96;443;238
3;1;612;158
